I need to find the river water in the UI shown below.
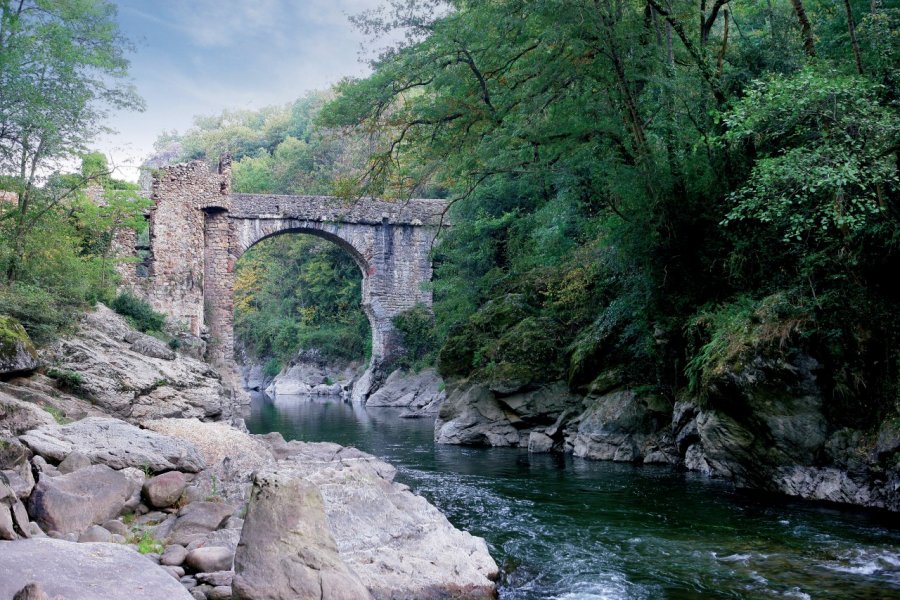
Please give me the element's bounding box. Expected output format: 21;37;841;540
245;393;900;599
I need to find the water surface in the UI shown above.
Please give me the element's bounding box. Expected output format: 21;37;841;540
245;393;900;599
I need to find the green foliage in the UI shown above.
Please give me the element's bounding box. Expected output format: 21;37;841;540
110;293;166;333
392;305;438;371
685;293;812;396
317;0;900;425
129;529;164;555
0;314;35;359
46;367;85;393
233;235;369;364
43;404;69;425
263;358;282;378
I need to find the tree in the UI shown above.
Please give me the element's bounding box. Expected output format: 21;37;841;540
0;0;143;280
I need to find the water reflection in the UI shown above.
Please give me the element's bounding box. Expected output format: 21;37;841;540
245;393;900;599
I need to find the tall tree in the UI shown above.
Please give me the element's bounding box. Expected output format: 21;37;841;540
0;0;143;280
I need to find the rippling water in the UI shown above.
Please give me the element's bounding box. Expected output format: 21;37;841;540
245;393;900;599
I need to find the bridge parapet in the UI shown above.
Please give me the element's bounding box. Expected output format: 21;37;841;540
229;194;448;226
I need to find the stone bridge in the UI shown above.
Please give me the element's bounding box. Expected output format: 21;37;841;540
132;158;447;382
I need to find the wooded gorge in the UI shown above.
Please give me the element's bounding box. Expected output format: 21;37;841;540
163;0;899;431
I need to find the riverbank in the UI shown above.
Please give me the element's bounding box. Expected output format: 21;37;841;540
433;366;900;513
247;392;900;599
0;307;498;599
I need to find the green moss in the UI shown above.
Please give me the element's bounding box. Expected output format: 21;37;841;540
0;315;37;360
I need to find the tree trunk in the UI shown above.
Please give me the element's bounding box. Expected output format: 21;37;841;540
717;10;730;77
790;0;817;57
844;0;864;74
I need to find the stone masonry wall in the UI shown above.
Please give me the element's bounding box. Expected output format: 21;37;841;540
145;161;230;336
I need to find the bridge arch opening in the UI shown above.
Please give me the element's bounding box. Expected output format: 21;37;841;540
232;230;373;386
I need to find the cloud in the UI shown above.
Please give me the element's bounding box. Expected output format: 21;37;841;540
101;0;392;181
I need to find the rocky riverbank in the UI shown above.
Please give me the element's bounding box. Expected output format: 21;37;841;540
434;356;900;513
0;307;498;599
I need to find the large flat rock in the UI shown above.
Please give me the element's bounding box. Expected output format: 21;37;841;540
0;538;193;599
19;417;205;473
270;439;499;599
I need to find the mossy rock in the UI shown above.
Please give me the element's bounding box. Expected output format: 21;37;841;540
0;314;39;375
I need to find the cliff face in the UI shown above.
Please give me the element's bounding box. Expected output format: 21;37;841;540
435;355;900;512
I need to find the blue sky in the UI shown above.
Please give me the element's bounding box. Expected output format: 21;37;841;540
100;0;386;180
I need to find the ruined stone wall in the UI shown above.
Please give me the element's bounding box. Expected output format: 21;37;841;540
145;161;230;336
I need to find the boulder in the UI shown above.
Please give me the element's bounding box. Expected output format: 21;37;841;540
267;440;499;598
78;524;112;543
160;544;188;566
0;316;38;375
0;391;56;437
168;502;234;546
184;546;233;573
12;582;51;600
366;368;445;413
0;503;15;540
0;538;193;599
143;471;187;508
232;470;372;600
20;417;205;473
196;571;233;587
528;431;554;453
57;451;91;474
27;464;133;535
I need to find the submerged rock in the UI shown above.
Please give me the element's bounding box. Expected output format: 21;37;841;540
0;538;193;599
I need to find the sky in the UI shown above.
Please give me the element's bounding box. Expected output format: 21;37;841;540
100;0;387;181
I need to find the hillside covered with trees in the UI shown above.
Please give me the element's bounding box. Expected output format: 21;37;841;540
165;0;899;432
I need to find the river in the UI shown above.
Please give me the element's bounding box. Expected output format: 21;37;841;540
245;393;900;599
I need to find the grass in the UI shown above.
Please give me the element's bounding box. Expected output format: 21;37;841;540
130;529;165;554
43;404;69;424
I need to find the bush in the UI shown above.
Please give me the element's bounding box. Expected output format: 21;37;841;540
110;292;166;333
0;283;81;345
392;305;438;371
263;357;282;377
46;367;85;393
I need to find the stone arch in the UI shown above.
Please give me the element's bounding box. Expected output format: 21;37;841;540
230;218;386;365
140;159;447;397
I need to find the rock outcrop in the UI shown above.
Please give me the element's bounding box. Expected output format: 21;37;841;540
435;380;582;448
366;368;445;416
43;304;242;422
20;417;205;473
263;354;360;398
0;316;39;376
263;437;499;598
0;538;193;599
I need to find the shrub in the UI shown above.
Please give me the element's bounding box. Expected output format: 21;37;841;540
263;357;282;377
46;367;85;393
392;304;438;371
110;292;166;333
